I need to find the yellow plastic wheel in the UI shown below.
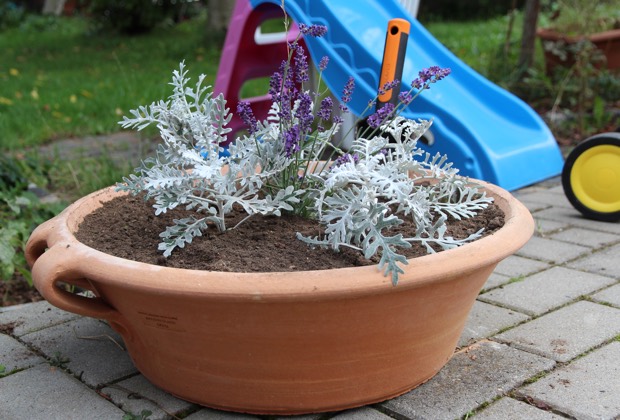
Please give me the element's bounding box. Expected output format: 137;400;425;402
562;133;620;222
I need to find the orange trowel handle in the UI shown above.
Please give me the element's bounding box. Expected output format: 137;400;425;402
377;18;410;109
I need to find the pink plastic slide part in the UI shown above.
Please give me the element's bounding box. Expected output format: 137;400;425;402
213;0;307;144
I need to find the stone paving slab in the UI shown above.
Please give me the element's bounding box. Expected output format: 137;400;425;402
482;272;512;291
493;255;550;278
567;243;620;279
0;300;78;337
0;333;44;374
474;397;566;419
184;408;261;419
516;236;591;264
380;341;555;420
331;407;393;419
36;131;156;163
458;301;530;347
532;218;570;236
519;200;551;213
19;316;137;387
101;374;197;420
494;300;620;362
546;185;565;194
549;227;620;248
479;266;616;316
516;189;573;209
533;207;620;234
518;342;620;420
271;413;325;420
591;283;620;307
0;363;125;419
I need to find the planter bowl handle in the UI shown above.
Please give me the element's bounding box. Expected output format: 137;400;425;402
30;242;123;324
25;218;56;268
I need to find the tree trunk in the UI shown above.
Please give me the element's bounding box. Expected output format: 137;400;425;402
42;0;66;15
518;0;541;73
206;0;235;35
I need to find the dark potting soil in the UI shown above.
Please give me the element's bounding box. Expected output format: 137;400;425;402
75;194;505;273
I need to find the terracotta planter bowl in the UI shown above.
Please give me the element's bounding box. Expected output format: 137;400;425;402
26;180;533;415
537;28;620;74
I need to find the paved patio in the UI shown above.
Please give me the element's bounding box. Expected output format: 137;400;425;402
1;136;619;419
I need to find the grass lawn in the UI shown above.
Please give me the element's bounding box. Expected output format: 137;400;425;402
0;14;221;150
0;12;526;152
425;13;525;80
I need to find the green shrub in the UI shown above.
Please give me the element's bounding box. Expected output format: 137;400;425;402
0;191;63;283
0;154;63;284
84;0;202;34
419;0;525;22
0;1;26;30
540;0;620;35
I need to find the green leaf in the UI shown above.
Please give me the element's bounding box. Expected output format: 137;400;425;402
0;228;18;281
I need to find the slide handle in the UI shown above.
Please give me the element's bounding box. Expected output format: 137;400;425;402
377;18;411;109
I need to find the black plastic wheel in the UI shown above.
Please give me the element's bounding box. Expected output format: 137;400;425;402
561;132;620;222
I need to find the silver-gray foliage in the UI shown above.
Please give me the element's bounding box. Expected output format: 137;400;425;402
117;62;493;284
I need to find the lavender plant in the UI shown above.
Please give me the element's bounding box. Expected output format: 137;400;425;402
118;23;493;284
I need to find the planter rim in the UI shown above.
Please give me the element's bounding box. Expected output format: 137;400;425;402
536;27;620;43
28;179;533;300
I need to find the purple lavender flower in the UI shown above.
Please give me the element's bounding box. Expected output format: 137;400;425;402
316;97;333;132
410;66;451;90
294;92;314;132
236;101;258;134
410;78;423;90
341;76;355;104
284;124;301;157
367;103;395;128
276;58;297;121
333;153;360;168
293;44;309;83
432;66;452;81
337;76;355;114
298;23;328;37
378;79;400;95
398;91;413;105
318;97;333;121
269;63;285;100
319;56;329;71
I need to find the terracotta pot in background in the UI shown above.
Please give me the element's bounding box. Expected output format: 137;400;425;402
25;180;533;415
537;28;620;74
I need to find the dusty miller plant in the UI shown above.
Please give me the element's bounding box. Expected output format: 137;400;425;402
118;22;493;284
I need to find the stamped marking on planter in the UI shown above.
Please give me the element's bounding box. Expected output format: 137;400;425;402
138;311;185;332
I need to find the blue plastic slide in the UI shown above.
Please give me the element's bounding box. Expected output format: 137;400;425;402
249;0;564;190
